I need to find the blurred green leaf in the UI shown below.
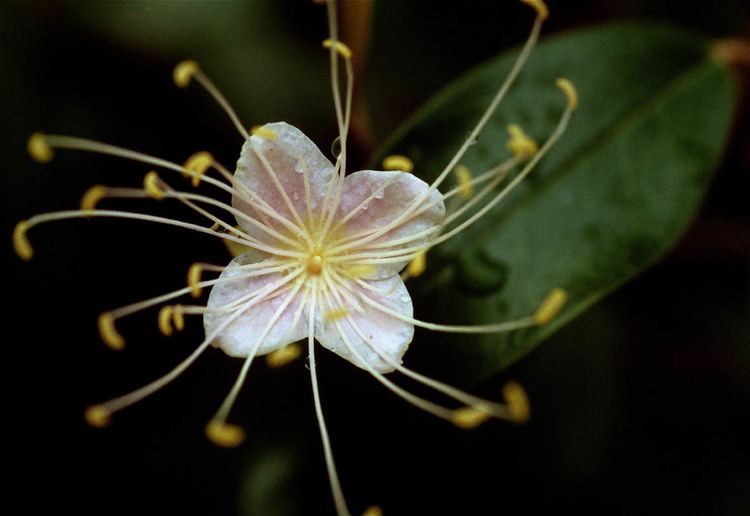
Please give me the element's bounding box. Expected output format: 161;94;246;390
374;23;737;381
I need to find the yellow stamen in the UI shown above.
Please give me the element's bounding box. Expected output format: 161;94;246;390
98;312;125;350
521;0;549;20
455;164;474;199
406;250;427;277
362;506;383;516
322;39;353;59
306;255;323;275
158;305;174;336
324;308;349;322
250;126;278;140
205;420;246;447
84;405;111;428
188;263;203;298
143;171;165;200
27;132;53;163
382;155;414;173
451;406;490;429
502;381;530;424
265;343;303;368
80;185;108;211
173;59;199;88
183;151;214;187
555;78;578;109
172;304;185;332
506;124;539;159
533;287;567;325
12;220;33;261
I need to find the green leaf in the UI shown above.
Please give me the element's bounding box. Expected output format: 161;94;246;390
373;23;736;381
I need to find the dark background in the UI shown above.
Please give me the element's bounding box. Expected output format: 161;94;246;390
2;1;748;515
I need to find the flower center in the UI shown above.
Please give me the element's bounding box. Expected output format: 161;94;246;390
306;254;323;275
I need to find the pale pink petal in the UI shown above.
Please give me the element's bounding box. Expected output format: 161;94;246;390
315;275;414;373
204;253;307;357
232;122;336;236
336;170;445;277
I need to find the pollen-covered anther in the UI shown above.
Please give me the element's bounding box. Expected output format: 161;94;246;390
98;312;125;350
173;59;199;88
187;263;203;298
306;255;323;275
183;151;214;187
265;343;303;368
144;171;166;200
250;126;278;140
507;124;539;159
12;220;33;261
407;250;427;277
84;405;111;428
533;287;567;325
322;39;353;59
27;132;53;163
555;78;578;109
158;306;175;336
521;0;549;20
382;154;414;173
205;420;246;447
502;381;531;424
455;164;474;199
451;406;491;430
80;184;108;211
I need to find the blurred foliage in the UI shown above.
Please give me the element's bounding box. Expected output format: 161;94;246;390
376;23;736;381
1;1;748;516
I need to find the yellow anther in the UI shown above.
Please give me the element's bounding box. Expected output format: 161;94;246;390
406;250;427;278
187;263;203;298
183;151;214;187
322;39;353;59
143;171;165;200
324;308;349;322
521;0;549;20
27;132;53;163
158;305;174;336
84;405;111;428
205;420;246;447
451;406;490;430
454;164;474;199
555;78;578;109
173;59;199;88
13;220;33;261
80;185;107;211
502;381;530;424
506;124;539;159
382;154;414;173
172;304;185;332
306;255;323;275
265;343;303;368
533;287;567;326
362;506;383;516
250;126;278;140
98;312;125;350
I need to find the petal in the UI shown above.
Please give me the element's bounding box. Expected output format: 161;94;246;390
336;170;445;277
232;122;336;237
315;274;414;373
204;253;307;358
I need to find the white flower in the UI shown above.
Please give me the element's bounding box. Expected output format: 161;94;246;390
14;1;577;514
